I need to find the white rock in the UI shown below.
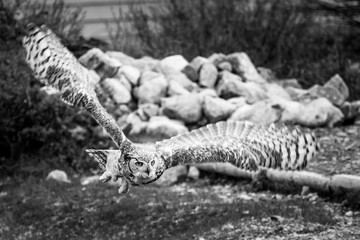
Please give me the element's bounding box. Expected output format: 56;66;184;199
216;72;267;103
146;116;188;138
159;55;189;76
168;80;191;96
208;53;226;66
138;73;168;104
265;83;291;100
118;65;140;86
199;63;218;88
203;96;237;123
227;97;247;108
187;166;200;180
105;51;135;65
102;78;132;104
198;88;218;100
137;103;160;121
46;170;71;183
275;97;344;127
167;72;197;91
189;56;208;72
229;100;282;125
126;112;148;135
161;94;203;123
226;52;266;83
217;61;232;72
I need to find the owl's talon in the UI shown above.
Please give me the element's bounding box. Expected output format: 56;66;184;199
118;179;130;194
99;172;112;182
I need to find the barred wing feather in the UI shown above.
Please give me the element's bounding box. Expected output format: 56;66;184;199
156;121;317;171
23;23;127;149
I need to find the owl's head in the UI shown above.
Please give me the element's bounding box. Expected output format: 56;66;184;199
122;146;166;186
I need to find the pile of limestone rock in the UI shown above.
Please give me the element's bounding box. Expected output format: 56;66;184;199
62;48;360;140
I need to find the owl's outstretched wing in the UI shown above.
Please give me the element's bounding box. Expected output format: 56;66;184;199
156;121;317;171
23;23;129;150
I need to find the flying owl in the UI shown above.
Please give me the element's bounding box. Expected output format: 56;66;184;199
23;24;317;194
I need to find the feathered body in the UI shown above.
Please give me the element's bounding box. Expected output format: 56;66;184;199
23;24;317;194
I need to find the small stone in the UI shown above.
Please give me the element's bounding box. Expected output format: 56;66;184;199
226;52;266;83
217;61;232;72
257;67;276;82
137;103;160;121
208;53;226;66
345;211;354;217
301;186;310;196
182;65;199;82
199;63;218;88
189;56;208;72
159;55;189;76
102;78;132;104
118;65;140;86
188;166;200;180
46;170;71;183
167;72;197;91
138;73;168;104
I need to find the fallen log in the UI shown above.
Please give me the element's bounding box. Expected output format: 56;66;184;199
196;163;360;196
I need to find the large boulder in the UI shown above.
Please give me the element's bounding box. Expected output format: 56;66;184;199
276;97;344;127
203;96;237;123
226;52;266;83
79;48;122;79
102;78;132;104
216;71;267;103
257;67;276;82
159;55;189;76
138;71;168;104
161;94;203;123
229;100;282;125
146;116;188;138
199;63;218;88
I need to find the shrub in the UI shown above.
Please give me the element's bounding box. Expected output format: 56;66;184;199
0;0;107;177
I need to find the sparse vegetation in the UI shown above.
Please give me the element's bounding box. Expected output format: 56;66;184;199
108;0;360;99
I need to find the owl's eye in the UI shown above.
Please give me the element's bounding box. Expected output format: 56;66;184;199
135;161;144;167
151;160;155;166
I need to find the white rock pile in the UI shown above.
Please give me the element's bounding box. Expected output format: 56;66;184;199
74;48;360;140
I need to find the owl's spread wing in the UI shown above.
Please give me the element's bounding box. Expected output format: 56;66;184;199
23;24;129;149
156;121;317;171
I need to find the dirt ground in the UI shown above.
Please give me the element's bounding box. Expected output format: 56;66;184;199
0;125;360;240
